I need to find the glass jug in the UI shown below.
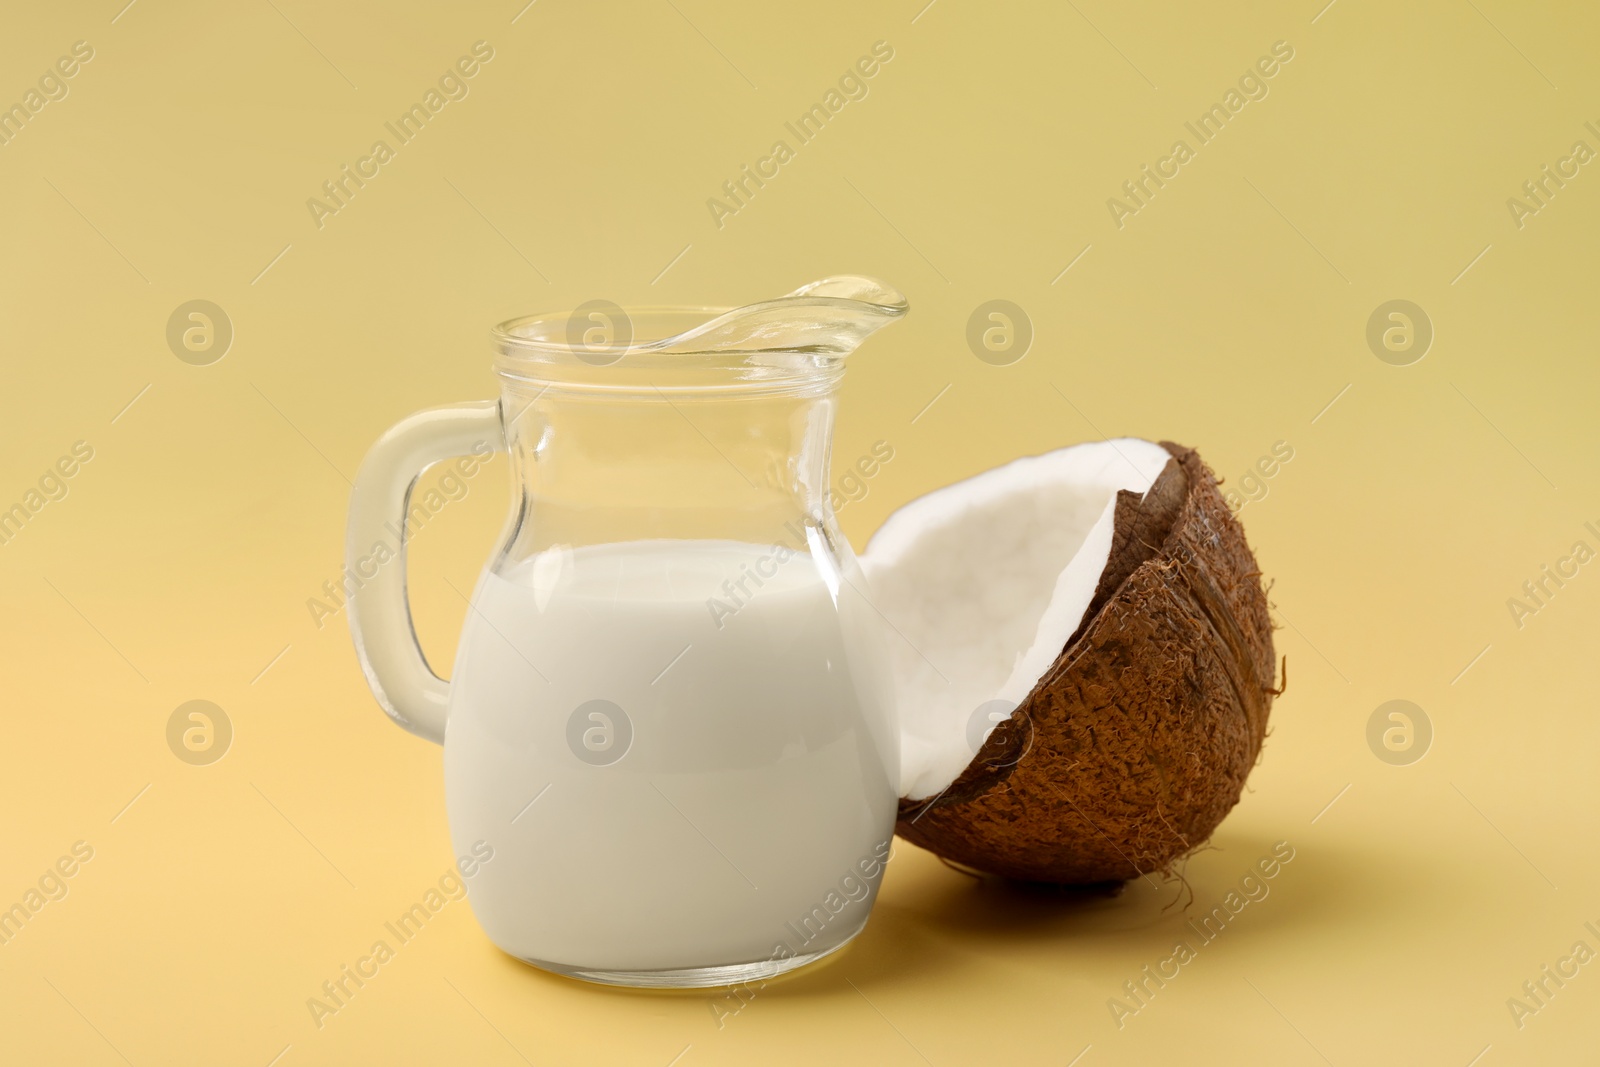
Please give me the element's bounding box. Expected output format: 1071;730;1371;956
346;276;907;987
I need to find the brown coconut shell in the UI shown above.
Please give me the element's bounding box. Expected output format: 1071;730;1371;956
894;442;1277;884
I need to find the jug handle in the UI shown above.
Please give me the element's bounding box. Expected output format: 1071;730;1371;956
345;400;505;745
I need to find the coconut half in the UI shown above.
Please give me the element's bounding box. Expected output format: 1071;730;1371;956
862;440;1276;884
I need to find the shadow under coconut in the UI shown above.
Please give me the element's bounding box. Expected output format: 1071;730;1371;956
823;831;1389;992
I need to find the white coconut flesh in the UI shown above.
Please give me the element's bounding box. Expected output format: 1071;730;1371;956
860;438;1174;801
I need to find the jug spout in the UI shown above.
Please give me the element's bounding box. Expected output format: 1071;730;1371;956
653;274;908;356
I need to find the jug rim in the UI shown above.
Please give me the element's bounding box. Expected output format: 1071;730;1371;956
490;276;908;397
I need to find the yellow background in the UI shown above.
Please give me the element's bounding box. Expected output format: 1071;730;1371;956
3;1;1597;1063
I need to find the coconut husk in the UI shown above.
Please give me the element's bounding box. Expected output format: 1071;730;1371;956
894;442;1277;884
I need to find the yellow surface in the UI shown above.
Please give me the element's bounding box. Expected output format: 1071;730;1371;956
2;1;1597;1064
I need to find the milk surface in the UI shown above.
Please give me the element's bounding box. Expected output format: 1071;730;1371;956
444;539;898;972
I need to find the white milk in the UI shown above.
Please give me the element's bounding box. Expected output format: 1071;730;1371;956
443;539;898;975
